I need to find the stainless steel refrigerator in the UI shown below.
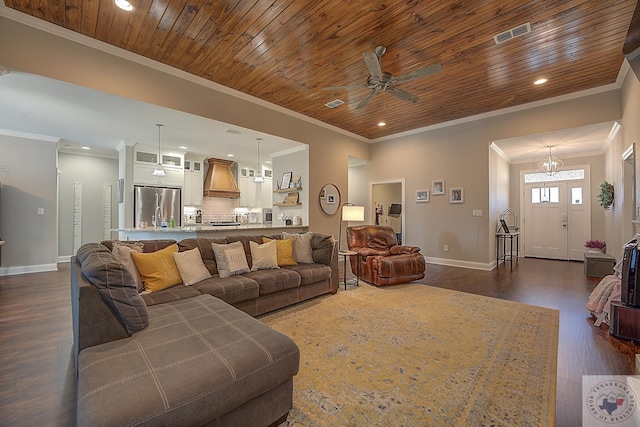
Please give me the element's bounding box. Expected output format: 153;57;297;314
134;186;181;228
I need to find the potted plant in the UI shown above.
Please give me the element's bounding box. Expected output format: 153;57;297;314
597;181;614;210
584;239;606;253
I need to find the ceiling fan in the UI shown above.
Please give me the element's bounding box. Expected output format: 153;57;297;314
323;46;442;109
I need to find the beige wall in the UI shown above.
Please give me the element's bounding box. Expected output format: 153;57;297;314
489;146;510;260
369;91;621;267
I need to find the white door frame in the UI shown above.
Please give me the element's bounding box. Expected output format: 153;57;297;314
519;165;591;260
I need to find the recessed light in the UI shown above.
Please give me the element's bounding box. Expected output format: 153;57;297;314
378;121;386;127
114;0;134;11
179;145;187;150
81;146;91;150
534;78;548;85
266;160;272;164
227;154;235;157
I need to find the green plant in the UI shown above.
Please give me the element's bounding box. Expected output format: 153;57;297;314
597;181;614;210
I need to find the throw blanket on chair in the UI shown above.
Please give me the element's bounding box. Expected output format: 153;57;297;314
586;275;621;326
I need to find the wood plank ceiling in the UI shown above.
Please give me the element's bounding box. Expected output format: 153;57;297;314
4;0;638;140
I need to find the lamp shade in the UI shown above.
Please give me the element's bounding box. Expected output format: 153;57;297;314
342;205;364;221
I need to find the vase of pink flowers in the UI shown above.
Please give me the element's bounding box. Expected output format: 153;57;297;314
584;239;606;253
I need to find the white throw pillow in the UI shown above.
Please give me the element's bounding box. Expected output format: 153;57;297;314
283;232;314;263
173;247;211;286
249;240;279;271
212;241;250;278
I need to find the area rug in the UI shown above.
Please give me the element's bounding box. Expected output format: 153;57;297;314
262;283;559;426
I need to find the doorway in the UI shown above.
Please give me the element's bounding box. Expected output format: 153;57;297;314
522;167;591;261
370;179;405;244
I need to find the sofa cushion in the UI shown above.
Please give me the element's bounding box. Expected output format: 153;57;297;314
283;231;314;263
76;294;300;427
212;241;251;278
173;247;212;285
177;237;226;275
192;275;260;305
141;285;202;307
76;242;110;264
282;263;332;287
131;244;182;292
249;240;279;271
79;245;148;334
244;268;300;295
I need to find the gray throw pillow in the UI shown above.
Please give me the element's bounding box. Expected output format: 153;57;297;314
283;232;314;263
211;241;250;278
80;247;149;334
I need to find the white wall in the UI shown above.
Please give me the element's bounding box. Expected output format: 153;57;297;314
272;147;308;226
489;145;511;262
0;134;58;274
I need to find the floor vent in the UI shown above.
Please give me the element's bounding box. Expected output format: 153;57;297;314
325;99;344;108
494;22;531;44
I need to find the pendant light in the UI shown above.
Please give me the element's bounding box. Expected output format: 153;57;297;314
538;145;563;176
152;124;166;177
254;137;264;183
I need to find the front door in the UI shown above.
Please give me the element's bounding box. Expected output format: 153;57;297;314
524;177;590;261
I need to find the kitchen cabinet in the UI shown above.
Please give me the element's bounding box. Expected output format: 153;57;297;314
238;176;257;207
261;180;273;207
183;158;204;206
135;146;185;169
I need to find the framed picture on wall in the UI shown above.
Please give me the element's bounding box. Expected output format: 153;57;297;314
281;172;292;190
450;187;464;203
416;190;430;202
432;179;445;195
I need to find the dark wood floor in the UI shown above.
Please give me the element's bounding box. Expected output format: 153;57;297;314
0;258;637;426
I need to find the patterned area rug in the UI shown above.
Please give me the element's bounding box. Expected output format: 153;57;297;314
262;283;559;427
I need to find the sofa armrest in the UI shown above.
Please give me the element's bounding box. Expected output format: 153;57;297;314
71;257;128;376
357;247;391;257
310;233;339;293
390;245;421;255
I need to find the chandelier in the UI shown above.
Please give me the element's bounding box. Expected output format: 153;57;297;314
538;145;563;176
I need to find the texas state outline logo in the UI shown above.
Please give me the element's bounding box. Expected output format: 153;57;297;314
584;377;638;426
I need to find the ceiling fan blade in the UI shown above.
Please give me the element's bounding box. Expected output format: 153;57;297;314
356;90;377;109
386;87;419;103
363;52;383;79
393;63;442;84
322;84;369;90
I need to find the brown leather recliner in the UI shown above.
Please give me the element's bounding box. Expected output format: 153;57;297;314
346;225;425;286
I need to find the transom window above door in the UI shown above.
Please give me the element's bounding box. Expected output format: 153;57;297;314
524;169;585;183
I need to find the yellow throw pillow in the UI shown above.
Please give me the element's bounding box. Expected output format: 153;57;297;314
263;237;297;266
131;244;182;292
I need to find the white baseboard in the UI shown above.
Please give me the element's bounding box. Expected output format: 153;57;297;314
0;263;58;276
57;255;72;263
425;256;496;271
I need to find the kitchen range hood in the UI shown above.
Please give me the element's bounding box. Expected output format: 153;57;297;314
203;158;240;198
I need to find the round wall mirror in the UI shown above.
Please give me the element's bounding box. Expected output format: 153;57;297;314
319;184;341;216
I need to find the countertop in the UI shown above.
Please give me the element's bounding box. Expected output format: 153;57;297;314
113;223;306;232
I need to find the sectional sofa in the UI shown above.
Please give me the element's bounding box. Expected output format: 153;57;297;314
71;232;338;426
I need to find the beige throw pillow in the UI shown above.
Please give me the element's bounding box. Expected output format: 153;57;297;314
283;231;314;263
173;247;211;286
249;240;279;271
212;241;250;278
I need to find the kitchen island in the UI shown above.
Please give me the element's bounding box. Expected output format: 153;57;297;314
114;224;309;241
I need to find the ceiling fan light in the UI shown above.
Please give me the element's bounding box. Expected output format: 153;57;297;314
378;121;386;127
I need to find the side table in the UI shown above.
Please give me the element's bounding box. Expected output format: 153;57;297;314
338;250;359;290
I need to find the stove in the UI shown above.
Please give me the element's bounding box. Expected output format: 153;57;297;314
208;221;241;226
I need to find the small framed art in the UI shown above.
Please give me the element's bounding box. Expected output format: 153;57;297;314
416;190;430;202
281;171;292;190
450;187;464;203
432;179;445;195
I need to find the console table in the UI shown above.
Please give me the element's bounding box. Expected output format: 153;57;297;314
496;232;519;269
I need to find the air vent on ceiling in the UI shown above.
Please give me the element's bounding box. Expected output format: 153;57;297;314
493;22;531;44
225;128;241;135
325;99;344;108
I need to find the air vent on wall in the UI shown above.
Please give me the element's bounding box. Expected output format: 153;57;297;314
493;22;531;44
325;99;344;108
